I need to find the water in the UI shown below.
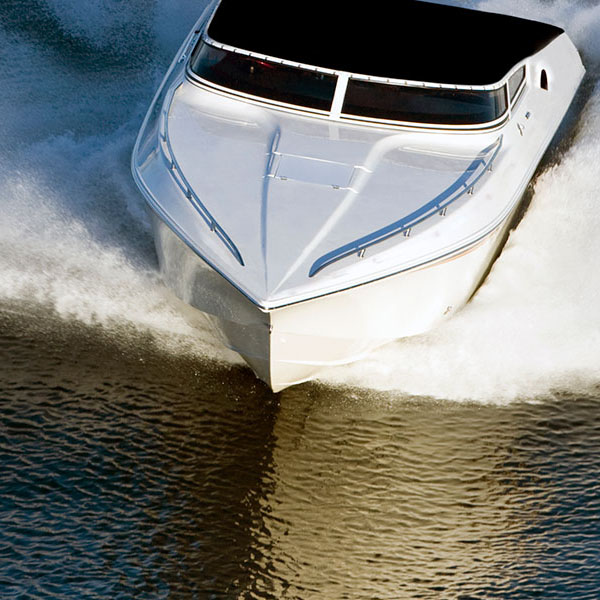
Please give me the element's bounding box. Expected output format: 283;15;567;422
1;0;600;597
3;308;600;598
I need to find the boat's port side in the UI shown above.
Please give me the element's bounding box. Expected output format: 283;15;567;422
151;213;272;364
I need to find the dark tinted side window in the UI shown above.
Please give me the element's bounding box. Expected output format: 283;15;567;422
508;66;526;103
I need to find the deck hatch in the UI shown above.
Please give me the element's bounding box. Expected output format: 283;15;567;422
272;154;356;189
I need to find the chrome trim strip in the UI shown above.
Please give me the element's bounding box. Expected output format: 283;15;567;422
339;108;510;131
309;136;503;277
203;32;340;76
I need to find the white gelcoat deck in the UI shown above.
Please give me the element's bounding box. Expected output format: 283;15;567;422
132;4;585;391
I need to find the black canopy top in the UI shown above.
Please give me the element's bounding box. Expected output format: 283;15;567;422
207;0;563;86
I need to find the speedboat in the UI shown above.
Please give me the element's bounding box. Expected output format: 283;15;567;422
132;0;584;391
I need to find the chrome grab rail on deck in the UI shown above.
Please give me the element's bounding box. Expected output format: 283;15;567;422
159;109;244;267
309;136;503;277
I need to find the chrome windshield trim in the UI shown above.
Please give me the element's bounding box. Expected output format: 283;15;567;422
202;33;511;91
186;68;511;133
202;33;341;76
309;136;503;277
339;109;510;131
189;38;514;130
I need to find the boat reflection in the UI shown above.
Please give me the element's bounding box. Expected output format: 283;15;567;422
245;386;581;598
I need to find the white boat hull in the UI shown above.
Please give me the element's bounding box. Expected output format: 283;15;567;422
132;7;585;392
153;210;512;391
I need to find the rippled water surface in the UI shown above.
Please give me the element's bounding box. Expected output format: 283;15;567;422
2;0;600;597
3;307;600;599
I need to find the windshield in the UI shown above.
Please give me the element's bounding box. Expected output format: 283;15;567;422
342;79;508;125
189;39;510;126
189;40;337;111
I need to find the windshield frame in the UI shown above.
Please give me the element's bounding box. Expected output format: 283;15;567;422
186;32;524;130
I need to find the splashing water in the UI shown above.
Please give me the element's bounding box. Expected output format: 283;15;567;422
0;0;234;360
1;0;599;399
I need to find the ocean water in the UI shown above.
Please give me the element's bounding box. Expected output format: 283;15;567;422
1;0;600;598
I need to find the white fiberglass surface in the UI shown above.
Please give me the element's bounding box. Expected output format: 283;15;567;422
273;154;356;188
1;0;599;401
166;82;506;302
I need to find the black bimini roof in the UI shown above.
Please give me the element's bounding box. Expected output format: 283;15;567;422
207;0;563;86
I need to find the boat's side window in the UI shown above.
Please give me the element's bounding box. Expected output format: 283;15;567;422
508;66;526;105
540;69;549;91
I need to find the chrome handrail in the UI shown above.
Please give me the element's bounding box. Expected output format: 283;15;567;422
159;108;244;267
309;137;503;277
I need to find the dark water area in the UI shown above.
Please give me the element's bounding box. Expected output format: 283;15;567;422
2;306;600;599
2;0;600;597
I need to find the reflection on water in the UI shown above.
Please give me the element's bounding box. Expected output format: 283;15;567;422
259;391;600;598
1;305;279;598
2;305;599;599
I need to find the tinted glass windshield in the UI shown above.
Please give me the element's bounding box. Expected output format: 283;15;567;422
189;41;337;111
342;79;508;125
